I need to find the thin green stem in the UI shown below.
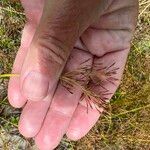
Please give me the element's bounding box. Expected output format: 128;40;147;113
112;104;150;118
122;136;150;143
0;116;18;128
0;74;19;78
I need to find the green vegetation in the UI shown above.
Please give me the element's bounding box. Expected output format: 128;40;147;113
0;0;150;149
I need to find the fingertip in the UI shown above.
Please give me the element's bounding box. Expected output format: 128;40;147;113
8;94;26;108
66;104;100;141
35;135;59;150
8;78;27;108
18;100;50;138
18;116;39;138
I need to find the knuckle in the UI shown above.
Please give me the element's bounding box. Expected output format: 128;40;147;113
35;34;69;65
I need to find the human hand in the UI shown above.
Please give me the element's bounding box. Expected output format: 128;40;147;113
8;0;138;149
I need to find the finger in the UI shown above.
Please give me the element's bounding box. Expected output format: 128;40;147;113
18;49;92;139
8;23;36;108
18;100;50;137
34;49;93;150
92;0;138;30
92;0;139;31
21;0;44;24
81;28;132;57
8;0;44;108
20;0;108;101
80;0;138;57
66;49;129;140
67;104;100;141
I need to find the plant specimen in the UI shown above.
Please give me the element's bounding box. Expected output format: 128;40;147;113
60;59;119;113
0;60;119;113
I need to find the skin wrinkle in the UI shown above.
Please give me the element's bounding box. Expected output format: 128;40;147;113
38;30;70;53
42;0;81;37
79;37;89;52
78;0;113;32
90;26;133;34
37;39;66;65
93;1;138;32
51;107;74;118
37;50;62;75
39;44;65;65
48;1;80;24
104;0;138;14
81;29;132;57
105;30;132;49
93;10;136;32
33;29;73;67
45;13;79;34
104;4;137;16
98;0;114;15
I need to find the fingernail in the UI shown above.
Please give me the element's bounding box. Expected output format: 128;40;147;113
22;71;49;101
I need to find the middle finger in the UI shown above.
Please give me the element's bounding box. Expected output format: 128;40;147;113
35;49;93;150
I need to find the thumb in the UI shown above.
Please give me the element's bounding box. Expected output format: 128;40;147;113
20;0;108;101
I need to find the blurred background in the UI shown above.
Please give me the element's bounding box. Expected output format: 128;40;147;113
0;0;150;149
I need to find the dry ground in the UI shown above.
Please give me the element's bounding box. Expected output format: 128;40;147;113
0;0;150;149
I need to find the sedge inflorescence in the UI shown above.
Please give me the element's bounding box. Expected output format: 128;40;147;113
60;59;119;113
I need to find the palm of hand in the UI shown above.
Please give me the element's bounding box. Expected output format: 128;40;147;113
8;0;138;149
